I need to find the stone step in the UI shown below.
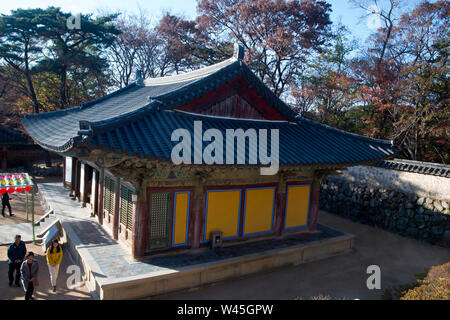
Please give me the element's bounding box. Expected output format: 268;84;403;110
36;216;59;238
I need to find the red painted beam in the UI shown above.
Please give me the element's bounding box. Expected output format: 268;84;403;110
175;77;286;121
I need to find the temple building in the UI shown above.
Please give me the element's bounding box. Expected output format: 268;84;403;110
0;124;27;170
23;44;396;259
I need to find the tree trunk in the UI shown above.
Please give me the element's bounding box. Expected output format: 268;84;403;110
24;45;40;114
59;66;67;109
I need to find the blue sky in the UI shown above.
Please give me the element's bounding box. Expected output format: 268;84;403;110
0;0;424;43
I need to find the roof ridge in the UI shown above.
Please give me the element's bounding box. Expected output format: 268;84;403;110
296;116;394;146
143;58;238;86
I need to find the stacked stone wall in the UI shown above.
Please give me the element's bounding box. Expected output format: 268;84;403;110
320;164;450;246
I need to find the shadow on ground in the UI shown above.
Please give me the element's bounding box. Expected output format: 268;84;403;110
0;243;91;300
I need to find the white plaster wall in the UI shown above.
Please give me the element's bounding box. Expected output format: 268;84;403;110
332;166;450;200
80;163;85;197
65;157;72;183
91;170;97;207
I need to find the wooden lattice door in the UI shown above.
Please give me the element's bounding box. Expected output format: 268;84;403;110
148;192;171;250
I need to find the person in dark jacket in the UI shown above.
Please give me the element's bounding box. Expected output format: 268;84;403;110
2;192;14;217
7;235;26;287
21;252;39;300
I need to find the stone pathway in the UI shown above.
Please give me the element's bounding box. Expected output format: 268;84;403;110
39;182;347;280
0;243;91;300
38;183;134;279
0;212;57;245
0;223;36;244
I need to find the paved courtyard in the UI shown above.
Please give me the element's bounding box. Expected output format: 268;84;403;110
0;188;46;226
16;182;450;300
155;211;450;300
0;188;47;244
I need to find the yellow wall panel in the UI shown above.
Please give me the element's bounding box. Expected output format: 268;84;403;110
173;192;190;246
205;190;241;240
285;185;310;229
244;187;275;236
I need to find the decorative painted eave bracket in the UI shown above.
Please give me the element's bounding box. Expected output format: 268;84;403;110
77;120;93;137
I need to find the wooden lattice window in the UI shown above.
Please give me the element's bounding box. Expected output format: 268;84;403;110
120;185;133;231
149;192;170;249
103;176;115;215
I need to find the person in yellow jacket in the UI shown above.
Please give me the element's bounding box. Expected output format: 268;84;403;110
46;239;63;292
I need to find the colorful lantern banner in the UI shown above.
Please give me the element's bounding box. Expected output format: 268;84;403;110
0;173;34;194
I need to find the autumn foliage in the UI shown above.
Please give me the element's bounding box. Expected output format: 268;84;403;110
0;1;448;163
401;262;450;300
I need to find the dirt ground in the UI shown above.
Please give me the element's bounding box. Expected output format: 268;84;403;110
154;211;450;300
0;174;91;300
0;243;91;300
0;190;46;226
0;175;63;227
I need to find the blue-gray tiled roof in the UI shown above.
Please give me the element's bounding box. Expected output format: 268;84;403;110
22;57;397;166
22;57;297;152
86;109;396;166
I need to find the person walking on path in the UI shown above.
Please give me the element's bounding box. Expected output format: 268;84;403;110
7;235;26;287
46;239;63;292
20;252;39;300
2;192;14;217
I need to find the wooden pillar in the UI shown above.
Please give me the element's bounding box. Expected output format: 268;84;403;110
132;187;147;259
97;169;104;225
274;174;287;236
308;178;322;231
189;185;204;249
113;178;121;240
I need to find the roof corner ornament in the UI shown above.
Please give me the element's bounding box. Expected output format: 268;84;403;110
135;69;144;86
233;42;245;61
78;120;92;137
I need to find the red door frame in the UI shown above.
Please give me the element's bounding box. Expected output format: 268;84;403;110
146;186;194;252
